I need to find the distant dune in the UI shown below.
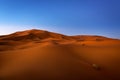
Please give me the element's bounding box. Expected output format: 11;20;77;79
0;29;120;80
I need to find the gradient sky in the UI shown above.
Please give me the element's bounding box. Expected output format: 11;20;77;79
0;0;120;38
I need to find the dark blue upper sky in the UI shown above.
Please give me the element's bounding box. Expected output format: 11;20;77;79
0;0;120;38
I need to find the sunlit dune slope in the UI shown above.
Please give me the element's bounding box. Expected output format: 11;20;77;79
0;29;120;80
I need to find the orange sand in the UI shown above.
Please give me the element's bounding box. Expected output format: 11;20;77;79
0;29;120;80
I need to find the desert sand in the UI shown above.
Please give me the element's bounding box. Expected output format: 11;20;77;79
0;29;120;80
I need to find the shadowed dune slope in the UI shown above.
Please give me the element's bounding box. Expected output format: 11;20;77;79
0;29;120;80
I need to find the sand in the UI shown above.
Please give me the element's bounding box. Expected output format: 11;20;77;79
0;29;120;80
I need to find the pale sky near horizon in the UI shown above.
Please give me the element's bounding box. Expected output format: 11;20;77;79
0;0;120;39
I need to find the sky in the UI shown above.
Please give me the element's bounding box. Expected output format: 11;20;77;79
0;0;120;38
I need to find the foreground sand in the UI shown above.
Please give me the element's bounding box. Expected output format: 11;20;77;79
0;29;120;80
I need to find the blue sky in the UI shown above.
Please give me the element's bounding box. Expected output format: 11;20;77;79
0;0;120;38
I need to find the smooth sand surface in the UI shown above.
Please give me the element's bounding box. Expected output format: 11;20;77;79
0;29;120;80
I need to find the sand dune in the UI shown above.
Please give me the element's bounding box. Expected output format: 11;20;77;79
0;29;120;80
